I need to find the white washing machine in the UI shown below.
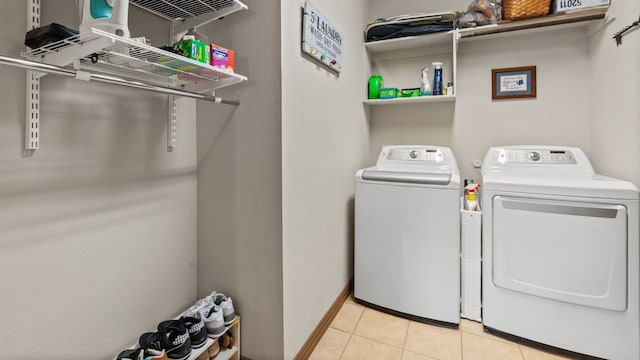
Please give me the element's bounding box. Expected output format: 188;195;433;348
481;145;640;359
354;145;461;325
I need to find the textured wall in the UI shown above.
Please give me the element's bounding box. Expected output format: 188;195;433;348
0;2;198;359
589;0;640;185
281;0;370;358
196;1;284;359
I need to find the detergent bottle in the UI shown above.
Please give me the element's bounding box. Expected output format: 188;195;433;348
420;67;432;96
368;75;384;99
466;188;478;211
432;62;443;95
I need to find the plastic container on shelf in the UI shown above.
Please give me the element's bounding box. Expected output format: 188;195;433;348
420;67;432;96
432;61;443;95
368;75;384;99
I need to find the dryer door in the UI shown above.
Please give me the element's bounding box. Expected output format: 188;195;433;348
492;196;628;311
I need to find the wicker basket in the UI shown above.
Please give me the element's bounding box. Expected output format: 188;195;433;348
503;0;551;20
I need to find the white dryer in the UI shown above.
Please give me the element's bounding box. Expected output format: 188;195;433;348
355;145;461;325
481;145;640;359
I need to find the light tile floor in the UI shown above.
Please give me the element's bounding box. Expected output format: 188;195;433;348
309;294;572;360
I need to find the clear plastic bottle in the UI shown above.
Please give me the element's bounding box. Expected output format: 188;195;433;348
420;67;432;96
432;62;443;95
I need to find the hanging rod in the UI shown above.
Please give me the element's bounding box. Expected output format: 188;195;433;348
0;55;239;105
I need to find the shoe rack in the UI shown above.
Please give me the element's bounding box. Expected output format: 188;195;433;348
192;316;241;360
114;316;240;360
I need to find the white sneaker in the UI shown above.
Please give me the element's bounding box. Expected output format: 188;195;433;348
211;293;236;326
182;296;213;318
199;303;226;339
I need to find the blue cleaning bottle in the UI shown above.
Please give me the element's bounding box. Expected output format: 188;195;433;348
432;62;443;95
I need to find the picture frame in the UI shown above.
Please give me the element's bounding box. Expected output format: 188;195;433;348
492;66;536;100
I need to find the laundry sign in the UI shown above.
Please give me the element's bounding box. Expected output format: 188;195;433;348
302;1;343;72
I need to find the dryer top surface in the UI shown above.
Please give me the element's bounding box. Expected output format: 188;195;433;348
481;146;638;200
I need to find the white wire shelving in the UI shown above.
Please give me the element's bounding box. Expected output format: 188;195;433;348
16;0;248;151
22;28;247;93
130;0;248;35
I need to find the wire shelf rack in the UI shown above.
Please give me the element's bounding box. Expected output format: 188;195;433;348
130;0;247;22
22;28;247;91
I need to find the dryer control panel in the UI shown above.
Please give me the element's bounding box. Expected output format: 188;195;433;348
498;149;577;164
386;147;444;162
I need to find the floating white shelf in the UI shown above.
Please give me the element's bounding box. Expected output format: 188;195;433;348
364;30;455;57
364;95;456;106
458;7;607;40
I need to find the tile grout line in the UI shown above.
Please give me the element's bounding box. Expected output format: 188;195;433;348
401;320;411;355
460;322;465;360
338;333;353;360
518;343;526;360
338;300;366;360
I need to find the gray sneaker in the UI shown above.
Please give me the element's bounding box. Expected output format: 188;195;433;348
199;302;226;338
211;292;236;326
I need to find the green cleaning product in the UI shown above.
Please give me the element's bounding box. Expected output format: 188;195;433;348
368;75;383;99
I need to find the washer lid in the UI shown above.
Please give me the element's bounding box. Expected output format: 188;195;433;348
361;169;452;185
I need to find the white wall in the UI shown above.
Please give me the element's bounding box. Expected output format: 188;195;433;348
367;0;592;182
196;1;285;359
281;0;370;358
0;2;198;359
453;28;592;181
589;0;640;185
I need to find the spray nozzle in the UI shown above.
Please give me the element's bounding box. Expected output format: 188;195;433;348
421;67;429;80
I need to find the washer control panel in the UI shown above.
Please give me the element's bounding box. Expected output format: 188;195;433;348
498;149;577;164
386;148;444;162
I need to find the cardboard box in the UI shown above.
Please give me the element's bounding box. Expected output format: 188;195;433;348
550;0;610;13
379;87;398;99
210;44;235;72
175;38;210;64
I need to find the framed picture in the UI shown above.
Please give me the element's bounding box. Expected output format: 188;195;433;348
492;66;536;100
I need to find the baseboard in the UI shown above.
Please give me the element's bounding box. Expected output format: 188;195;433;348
293;280;353;360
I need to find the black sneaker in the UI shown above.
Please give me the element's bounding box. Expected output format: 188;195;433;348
175;316;208;349
139;320;191;360
116;348;144;360
117;348;166;360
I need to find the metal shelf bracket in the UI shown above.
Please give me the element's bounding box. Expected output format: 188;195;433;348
168;95;178;152
25;0;40;151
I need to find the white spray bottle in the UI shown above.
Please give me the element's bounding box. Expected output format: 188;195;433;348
421;67;432;96
77;0;130;39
